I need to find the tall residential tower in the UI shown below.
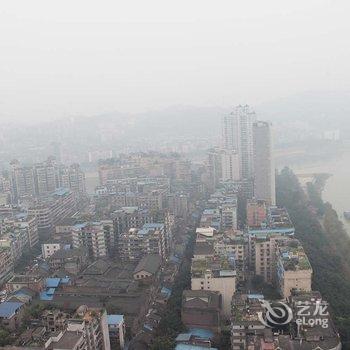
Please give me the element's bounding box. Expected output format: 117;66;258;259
253;121;275;205
222;105;256;180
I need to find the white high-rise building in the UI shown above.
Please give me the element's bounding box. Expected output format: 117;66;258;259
253;121;276;205
222;105;256;179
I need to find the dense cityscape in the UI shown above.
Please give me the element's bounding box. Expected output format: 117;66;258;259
0;106;342;350
3;1;350;348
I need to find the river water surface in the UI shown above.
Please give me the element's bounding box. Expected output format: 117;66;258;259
286;151;350;233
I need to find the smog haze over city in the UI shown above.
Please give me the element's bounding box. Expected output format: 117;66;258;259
1;1;350;350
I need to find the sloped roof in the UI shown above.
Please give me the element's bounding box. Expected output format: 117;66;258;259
182;290;221;310
134;255;161;275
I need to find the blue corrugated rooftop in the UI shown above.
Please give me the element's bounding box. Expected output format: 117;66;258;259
40;291;54;301
46;278;60;288
188;328;214;339
46;288;56;295
0;302;24;318
107;315;124;325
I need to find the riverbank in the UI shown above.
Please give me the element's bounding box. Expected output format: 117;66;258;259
286;149;350;235
277;168;350;347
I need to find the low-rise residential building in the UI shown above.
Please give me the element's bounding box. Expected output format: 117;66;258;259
250;235;281;284
28;188;77;237
195;230;247;282
42;243;65;259
133;254;161;282
212;231;247;282
48;247;87;274
119;223;166;261
6;275;44;293
0;215;39;263
45;329;86;350
112;206;153;238
42;309;69;332
231;293;268;350
248;206;295;237
168;193;189;219
220;201;237;231
193;242;215;261
181;290;221;334
230;291;342;350
55;217;79;235
0;301;25;331
249;214;296;284
191;256;236;317
276;238;312;298
72;221;114;258
0;229;29;263
13;215;39;249
246;200;267;228
200;209;221;232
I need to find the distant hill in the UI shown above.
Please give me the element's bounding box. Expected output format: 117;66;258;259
83;105;227;139
256;90;350;128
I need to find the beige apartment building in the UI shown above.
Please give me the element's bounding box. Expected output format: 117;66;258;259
276;239;312;298
191;256;236;318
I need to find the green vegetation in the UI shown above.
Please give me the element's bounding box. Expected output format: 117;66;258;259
277;167;350;348
150;336;175;350
0;328;10;347
306;181;326;215
24;303;46;319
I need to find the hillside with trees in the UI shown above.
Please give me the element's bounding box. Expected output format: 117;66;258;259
276;168;350;347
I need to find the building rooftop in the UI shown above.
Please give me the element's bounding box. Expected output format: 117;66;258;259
7;275;42;283
137;223;164;236
107;314;124;325
193;242;214;256
51;331;83;350
277;239;312;271
46;278;61;288
232;293;265;324
248;206;295;236
134;254;161;275
195;227;215;237
50;247;86;260
183;290;221;310
191;256;236;278
0;301;24;318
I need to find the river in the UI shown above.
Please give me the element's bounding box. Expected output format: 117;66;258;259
282;151;350;233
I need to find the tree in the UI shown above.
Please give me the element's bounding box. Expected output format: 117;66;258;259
0;328;10;346
276;167;350;348
150;336;175;350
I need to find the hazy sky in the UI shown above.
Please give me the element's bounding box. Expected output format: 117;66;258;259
1;0;349;122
